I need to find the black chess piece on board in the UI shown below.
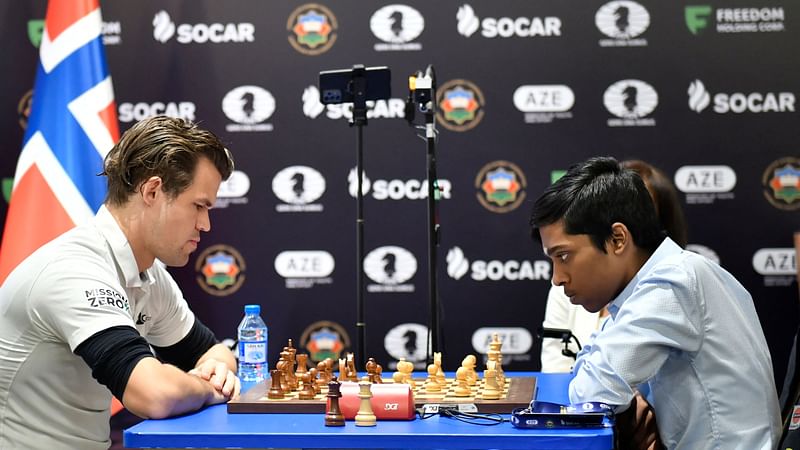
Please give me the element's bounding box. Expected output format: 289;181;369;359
324;377;345;426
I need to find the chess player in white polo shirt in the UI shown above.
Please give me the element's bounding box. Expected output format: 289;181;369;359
0;116;240;449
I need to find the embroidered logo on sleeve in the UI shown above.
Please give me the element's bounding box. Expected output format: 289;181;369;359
84;288;130;312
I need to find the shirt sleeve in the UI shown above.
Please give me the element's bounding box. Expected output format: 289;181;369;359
143;263;196;347
152;317;218;372
569;263;704;409
29;256;135;351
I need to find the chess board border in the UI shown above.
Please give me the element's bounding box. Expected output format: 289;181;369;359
227;376;536;415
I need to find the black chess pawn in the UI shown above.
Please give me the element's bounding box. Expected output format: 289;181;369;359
324;377;345;426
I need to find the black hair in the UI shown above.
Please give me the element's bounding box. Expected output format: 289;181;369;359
530;156;665;253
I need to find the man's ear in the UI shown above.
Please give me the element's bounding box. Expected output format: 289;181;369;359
609;222;630;255
139;176;163;206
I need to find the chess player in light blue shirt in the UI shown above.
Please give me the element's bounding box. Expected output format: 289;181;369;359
530;156;781;449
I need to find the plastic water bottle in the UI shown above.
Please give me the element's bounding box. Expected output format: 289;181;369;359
237;304;268;382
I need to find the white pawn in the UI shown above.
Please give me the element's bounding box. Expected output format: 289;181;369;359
424;364;442;393
355;376;377;426
482;368;501;400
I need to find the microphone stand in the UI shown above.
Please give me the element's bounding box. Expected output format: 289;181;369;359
350;65;368;363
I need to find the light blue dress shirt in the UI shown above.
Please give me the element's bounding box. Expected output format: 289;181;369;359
569;238;781;449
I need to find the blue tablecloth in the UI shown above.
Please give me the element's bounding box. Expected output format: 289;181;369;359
124;371;613;449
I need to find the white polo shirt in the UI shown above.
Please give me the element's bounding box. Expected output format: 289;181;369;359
0;206;195;450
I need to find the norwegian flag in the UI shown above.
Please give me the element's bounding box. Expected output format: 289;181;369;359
0;0;119;284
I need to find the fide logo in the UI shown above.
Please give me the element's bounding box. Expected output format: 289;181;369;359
363;246;417;292
287;3;338;55
195;245;246;297
436;79;485;132
384;323;429;368
222;85;275;132
762;157;800;211
603;79;658;127
370;4;424;51
272;165;326;212
475;160;527;213
595;1;649;46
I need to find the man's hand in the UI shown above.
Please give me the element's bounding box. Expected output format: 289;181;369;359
615;390;664;450
189;358;241;399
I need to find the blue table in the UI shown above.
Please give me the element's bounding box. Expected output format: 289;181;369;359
124;372;613;449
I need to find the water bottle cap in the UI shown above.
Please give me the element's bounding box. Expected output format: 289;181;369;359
244;304;260;315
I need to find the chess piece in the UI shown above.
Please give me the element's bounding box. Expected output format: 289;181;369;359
489;333;505;388
298;372;316;400
317;360;330;388
392;358;409;384
366;358;378;383
324;377;345;426
355;376;377;426
373;363;383;384
454;366;471;397
276;357;290;393
308;367;321;394
346;353;358;381
433;352;446;388
424;363;441;393
282;349;298;390
338;357;347;382
462;355;478;386
482;368;501;400
296;353;309;380
268;369;284;399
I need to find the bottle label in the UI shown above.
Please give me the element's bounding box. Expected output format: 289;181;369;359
239;341;267;364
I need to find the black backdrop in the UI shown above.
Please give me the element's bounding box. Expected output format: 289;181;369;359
1;1;797;384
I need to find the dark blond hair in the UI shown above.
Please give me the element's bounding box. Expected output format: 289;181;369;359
102;116;233;207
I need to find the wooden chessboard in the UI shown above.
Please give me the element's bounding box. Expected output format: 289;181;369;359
227;376;536;414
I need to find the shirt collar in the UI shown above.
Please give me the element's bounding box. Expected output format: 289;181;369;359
94;205;154;288
607;237;682;319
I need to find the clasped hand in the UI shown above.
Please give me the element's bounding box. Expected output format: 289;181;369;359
188;358;241;400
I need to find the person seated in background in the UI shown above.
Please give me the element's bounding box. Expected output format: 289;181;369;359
0;116;240;450
540;160;688;373
530;156;780;449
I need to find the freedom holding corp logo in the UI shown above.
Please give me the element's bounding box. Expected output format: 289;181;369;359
436;79;485;132
287;3;338;55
